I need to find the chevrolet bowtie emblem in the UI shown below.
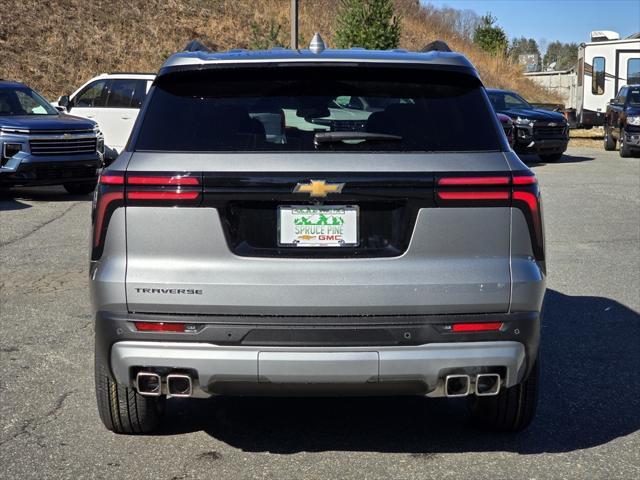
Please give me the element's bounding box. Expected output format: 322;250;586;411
293;180;345;198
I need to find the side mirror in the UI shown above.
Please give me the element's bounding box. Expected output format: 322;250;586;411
58;95;70;110
609;98;616;105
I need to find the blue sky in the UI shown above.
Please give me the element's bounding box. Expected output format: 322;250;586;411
422;0;640;49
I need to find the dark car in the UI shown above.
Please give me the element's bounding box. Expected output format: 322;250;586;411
0;80;104;194
604;84;640;157
497;112;515;147
487;89;569;162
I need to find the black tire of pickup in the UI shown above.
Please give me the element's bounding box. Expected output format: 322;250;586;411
468;359;539;432
63;181;97;195
95;357;164;434
604;126;617;151
619;129;633;158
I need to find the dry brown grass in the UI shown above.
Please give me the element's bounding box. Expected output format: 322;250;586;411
570;126;604;148
0;0;558;103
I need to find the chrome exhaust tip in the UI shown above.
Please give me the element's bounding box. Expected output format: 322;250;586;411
445;374;470;397
475;373;501;396
135;372;162;396
166;373;192;398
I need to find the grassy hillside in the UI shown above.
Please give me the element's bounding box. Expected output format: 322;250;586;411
0;0;558;102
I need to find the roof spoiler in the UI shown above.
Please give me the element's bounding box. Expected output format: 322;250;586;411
183;40;212;53
421;40;452;53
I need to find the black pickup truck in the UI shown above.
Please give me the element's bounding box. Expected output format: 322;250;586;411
604;85;640;157
487;88;569;162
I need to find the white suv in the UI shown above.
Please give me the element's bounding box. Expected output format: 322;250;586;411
57;73;155;161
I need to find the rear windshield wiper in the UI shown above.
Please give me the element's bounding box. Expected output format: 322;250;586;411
314;131;402;147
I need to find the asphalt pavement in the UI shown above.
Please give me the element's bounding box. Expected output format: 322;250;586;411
1;146;639;480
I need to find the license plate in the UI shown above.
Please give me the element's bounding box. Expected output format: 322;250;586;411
278;206;359;247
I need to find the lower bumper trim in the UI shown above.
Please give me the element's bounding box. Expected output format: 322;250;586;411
110;340;526;397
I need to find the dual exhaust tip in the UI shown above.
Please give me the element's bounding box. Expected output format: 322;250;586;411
445;373;501;397
135;372;193;398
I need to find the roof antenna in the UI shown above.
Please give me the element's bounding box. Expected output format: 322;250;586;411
309;33;326;54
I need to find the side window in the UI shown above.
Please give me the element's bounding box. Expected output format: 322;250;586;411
74;80;108;107
104;79;147;108
592;57;605;95
628;59;640;85
617;87;627;104
504;94;523;108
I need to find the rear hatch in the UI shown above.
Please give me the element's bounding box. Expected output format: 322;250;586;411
121;64;513;318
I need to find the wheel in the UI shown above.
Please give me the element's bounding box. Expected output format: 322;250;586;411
539;153;563;162
63;181;97;195
619;129;632;158
95;355;164;434
603;125;616;151
469;360;539;432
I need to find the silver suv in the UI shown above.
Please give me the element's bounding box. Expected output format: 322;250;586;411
91;43;545;434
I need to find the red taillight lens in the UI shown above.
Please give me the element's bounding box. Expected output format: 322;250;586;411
134;322;185;332
438;191;509;201
451;322;503;332
438;176;510;186
126;191;200;201
100;174;125;185
127;176;200;186
124;173;202;204
513;175;537;185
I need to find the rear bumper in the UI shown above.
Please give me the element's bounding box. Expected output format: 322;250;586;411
97;310;540;397
111;340;526;397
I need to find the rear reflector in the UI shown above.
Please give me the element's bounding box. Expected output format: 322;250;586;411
134;322;185;332
127;176;200;186
451;322;503;332
438;191;509;201
126;191;200;201
438;176;510;186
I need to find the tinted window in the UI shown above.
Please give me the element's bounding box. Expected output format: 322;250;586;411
105;79;147;108
75;80;108;107
617;87;627;104
487;91;530;111
135;67;502;152
628;59;640;85
628;88;640;105
0;86;58;115
592;57;605;95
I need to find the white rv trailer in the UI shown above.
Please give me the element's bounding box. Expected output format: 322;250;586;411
576;31;640;127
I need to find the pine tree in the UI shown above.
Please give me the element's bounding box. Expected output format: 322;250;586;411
473;13;508;56
334;0;401;50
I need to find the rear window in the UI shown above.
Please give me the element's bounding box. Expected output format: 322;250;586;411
134;66;502;152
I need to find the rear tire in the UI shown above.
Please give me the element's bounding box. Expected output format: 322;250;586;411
469;360;539;432
539;153;563;162
63;181;97;195
619;129;632;158
603;126;616;151
95;356;164;434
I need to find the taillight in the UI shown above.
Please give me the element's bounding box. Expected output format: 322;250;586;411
92;171;125;260
91;171;202;261
512;172;544;264
126;173;202;204
436;172;544;264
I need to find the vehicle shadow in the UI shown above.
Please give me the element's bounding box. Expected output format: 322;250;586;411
0;186;93;207
156;289;640;455
520;153;596;166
